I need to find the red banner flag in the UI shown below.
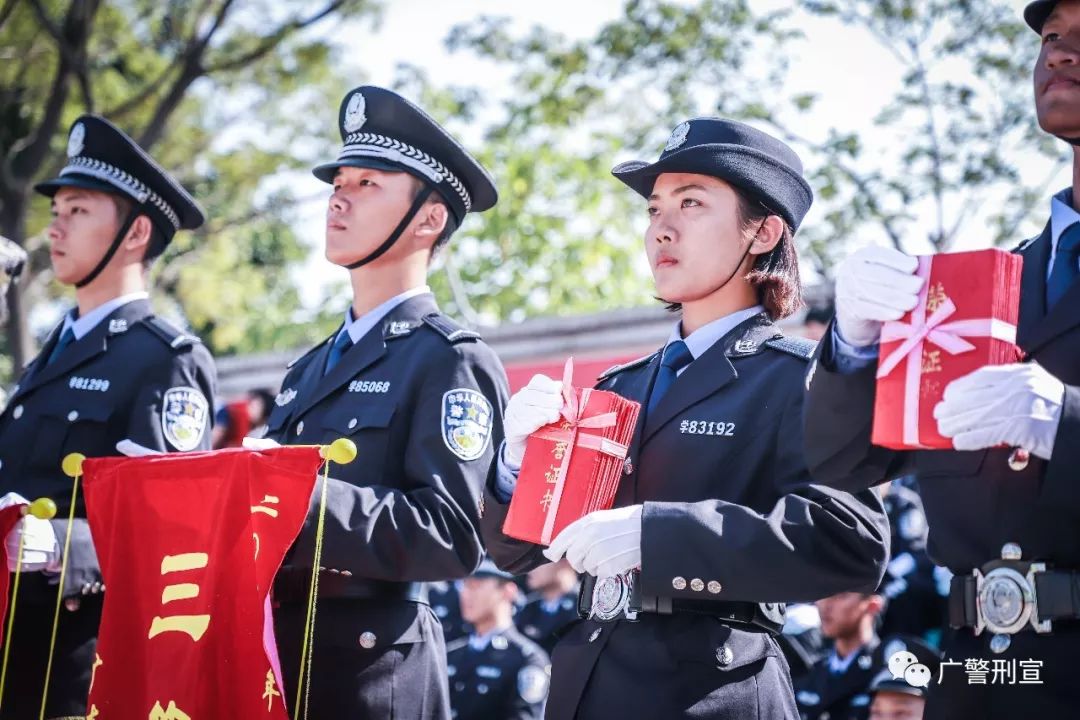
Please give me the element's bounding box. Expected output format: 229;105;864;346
0;504;26;649
82;447;324;718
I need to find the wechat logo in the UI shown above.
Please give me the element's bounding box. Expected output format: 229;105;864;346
888;650;931;689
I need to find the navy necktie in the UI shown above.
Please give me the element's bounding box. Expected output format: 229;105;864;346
647;340;693;416
1047;223;1080;310
323;331;353;375
46;326;76;366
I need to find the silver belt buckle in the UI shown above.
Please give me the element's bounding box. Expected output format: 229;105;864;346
973;543;1051;653
589;571;637;622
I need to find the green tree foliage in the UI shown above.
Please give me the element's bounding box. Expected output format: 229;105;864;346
415;0;1056;325
796;0;1060;276
0;0;374;378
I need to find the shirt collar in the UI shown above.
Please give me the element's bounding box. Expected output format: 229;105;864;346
467;626;510;652
337;285;432;345
1051;188;1080;249
827;646;863;675
63;291;149;340
665;305;766;361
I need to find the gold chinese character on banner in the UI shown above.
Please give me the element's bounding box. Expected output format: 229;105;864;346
553;442;568;461
148;553;211;642
149;700;191;719
251;494;280;518
544;467;559;484
263;669;282;711
540;489;553;511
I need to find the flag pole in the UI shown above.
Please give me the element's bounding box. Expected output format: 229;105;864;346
294;438;356;720
39;454;85;720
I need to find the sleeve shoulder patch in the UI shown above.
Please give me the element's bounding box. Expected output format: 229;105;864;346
442;388;494;461
764;335;816;361
422;313;481;343
141;316;201;350
161;386;210;451
597;352;658;382
517;664;550;705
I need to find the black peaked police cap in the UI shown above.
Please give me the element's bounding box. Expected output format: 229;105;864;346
1025;0;1061;32
35;115;205;242
313;85;497;225
612;117;813;231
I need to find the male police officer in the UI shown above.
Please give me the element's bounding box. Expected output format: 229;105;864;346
265;86;508;718
877;479;947;644
795;590;887;720
0;115;213;719
514;560;579;655
804;2;1080;717
447;559;550;720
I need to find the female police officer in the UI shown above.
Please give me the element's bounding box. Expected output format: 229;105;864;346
479;118;889;719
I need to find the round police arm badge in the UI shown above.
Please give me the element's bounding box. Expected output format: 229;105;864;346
161;386;210;451
441;388;494;461
517;665;549;705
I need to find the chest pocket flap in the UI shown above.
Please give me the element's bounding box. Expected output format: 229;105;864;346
320;402;396;436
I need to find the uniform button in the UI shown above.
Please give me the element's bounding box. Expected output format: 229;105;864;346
454;681;465;692
672;576;687;591
477;683;489;694
296;421;305;436
347;418;358;429
707;581;722;594
690;578;704;592
358;631;376;649
623;458;633;476
716;644;733;666
12;405;23;419
67;410;79;422
588;628;602;643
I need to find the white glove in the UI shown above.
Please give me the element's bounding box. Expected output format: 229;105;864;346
834;246;924;347
116;439;161;457
0;492;59;572
503;375;564;468
242;437;282;450
933;363;1065;461
543;504;643;577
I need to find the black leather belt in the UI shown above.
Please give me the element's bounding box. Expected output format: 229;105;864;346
578;572;784;635
273;568;428;606
947;544;1080;652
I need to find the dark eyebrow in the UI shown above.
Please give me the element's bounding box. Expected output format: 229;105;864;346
648;183;709;200
52;191;88;205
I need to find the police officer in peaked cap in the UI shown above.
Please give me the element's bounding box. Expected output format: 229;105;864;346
265;86;509;719
480;116;889;719
0;115;215;719
804;2;1080;717
447;558;549;720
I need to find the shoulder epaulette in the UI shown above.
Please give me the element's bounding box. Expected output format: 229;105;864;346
286;337;330;370
764;335;816;361
141;316;200;350
1012;234;1041;253
597;352;658;382
445;637;469;654
422;313;481;343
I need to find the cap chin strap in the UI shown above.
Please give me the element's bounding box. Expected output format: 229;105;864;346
345;184;435;270
75;208;140;289
707;216;769;297
1057;134;1080;147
